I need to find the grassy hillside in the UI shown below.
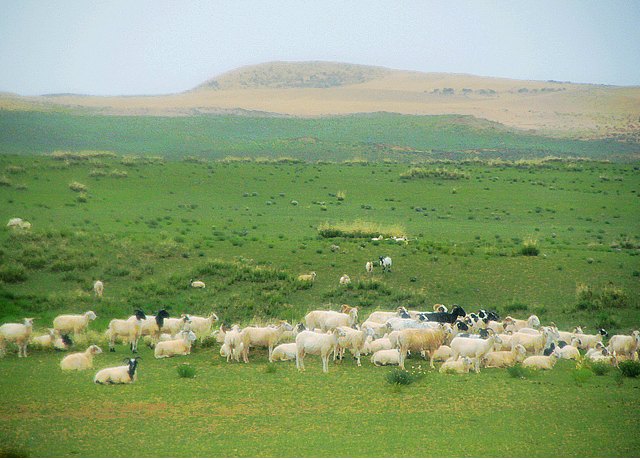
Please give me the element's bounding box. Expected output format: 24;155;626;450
1;111;638;161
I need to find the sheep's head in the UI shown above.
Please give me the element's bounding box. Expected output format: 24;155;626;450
24;318;34;327
210;313;219;322
451;305;466;318
134;309;147;320
348;308;358;323
90;345;103;355
598;328;608;337
85;311;97;321
280;321;294;332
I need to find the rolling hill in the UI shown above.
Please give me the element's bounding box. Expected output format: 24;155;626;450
1;61;639;140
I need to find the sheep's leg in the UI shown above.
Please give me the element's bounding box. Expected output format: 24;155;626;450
322;355;329;373
474;357;480;373
399;348;406;370
429;351;435;369
355;350;361;367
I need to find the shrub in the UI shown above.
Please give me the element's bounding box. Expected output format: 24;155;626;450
177;363;196;378
386;369;415;385
336;190;346;201
618;361;640;378
506;363;533;379
520;238;540;256
589;362;611;376
400;167;469;180
318;220;406;239
575;283;628;311
0;264;27;283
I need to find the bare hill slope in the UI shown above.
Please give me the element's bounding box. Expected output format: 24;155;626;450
1;61;639;139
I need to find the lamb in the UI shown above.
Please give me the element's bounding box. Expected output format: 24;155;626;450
432;345;453;362
154;331;197;358
277;322;306;344
573;328;608;350
31;329;72;350
503;315;540;333
270;343;297;361
0;318;34;358
366;307;410;324
360;320;390;339
297;272;317;282
607;331;640;361
304;309;358;332
53;311;97;335
552;338;582;360
371;349;401;366
93;280;104;298
296;329;346;373
439;357;474;374
397;324;451;370
187;313;219;342
365;261;374;273
60;345;102;370
449;329;503;373
379;256;392;272
482;344;527;368
522;354;557;370
190;279;206;288
107;309;146;353
94;357;140;384
339;274;351;285
363;335;394;354
240;321;294;363
334;326;375;366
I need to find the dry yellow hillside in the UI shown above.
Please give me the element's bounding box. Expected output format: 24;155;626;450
1;61;639;139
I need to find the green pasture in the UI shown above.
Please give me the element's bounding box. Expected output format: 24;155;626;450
0;148;639;457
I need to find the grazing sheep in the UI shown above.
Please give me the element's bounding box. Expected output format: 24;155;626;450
607;331;640;361
379;256;392;272
304;309;358;332
439;357;474;374
297;272;317;282
360;320;390;339
522;354;557;370
296;329;346;373
93;280;104;298
107;309;147;353
330;244;340;253
503;315;541;333
60;345;102;370
484;320;504;334
482;344;527;368
190;279;206;288
365;261;374;273
371;235;384;241
161;314;192;336
334;326;375;366
223;325;244;363
509;327;555;356
187;313;219;343
7;217;31;230
556;325;583;344
366;307;410;324
53;311;97;336
397;324;451;370
0;318;34;358
94;357;140;384
552;338;582;360
574;329;608;350
449;329;503;373
339;274;351;285
240;321;294;363
270;343;297;362
154;331;197;358
371;348;401;366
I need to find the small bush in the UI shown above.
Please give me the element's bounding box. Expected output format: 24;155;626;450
177;363;196;378
264;363;278;374
506;363;532;379
520;238;539;256
336;190;346;201
589;362;611;376
618;361;640;378
400;167;469;180
386;369;415;385
0;264;27;283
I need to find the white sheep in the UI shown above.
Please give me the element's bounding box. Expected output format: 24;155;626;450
606;331;639;361
161;314;192;335
553;338;582;360
574;328;608;350
365;261;374;273
154;330;197;358
397;324;451;370
556;326;583;344
503;315;540;333
297;272;317;282
223;325;244;363
93;280;104;298
53;311;97;335
371;348;402;366
0;318;34;358
363;335;393;354
482;344;527;368
379;256;392;272
187;313;219;343
31;329;72;350
190;279;206;288
509;327;555;355
365;307;410;324
304;309;358;332
449;330;503;373
439;357;474;374
522;354;557;370
60;345;102;370
270;343;297;361
339;274;351;285
432;345;453;362
6;217;31;230
334;326;375;366
360;320;390;339
240;321;294;363
107;310;146;353
295;329;346;373
94;357;140;384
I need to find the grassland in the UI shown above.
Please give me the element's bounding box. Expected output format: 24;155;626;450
0;150;639;457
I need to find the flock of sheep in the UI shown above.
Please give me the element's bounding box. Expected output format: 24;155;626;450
2;284;638;383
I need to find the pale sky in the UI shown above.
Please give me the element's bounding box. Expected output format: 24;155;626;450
1;0;639;96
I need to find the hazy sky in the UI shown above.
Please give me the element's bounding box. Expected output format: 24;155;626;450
1;0;639;95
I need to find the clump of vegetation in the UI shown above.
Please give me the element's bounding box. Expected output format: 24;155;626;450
386;369;415;386
507;363;533;379
400;167;469;180
263;363;278;374
48;150;117;161
520;238;540;256
572;368;593;386
177;363;196;379
0;264;28;283
576;283;628;311
588;361;612;376
336;190;346;201
0;175;12;187
318;220;405;239
618;361;640;378
68;181;88;192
